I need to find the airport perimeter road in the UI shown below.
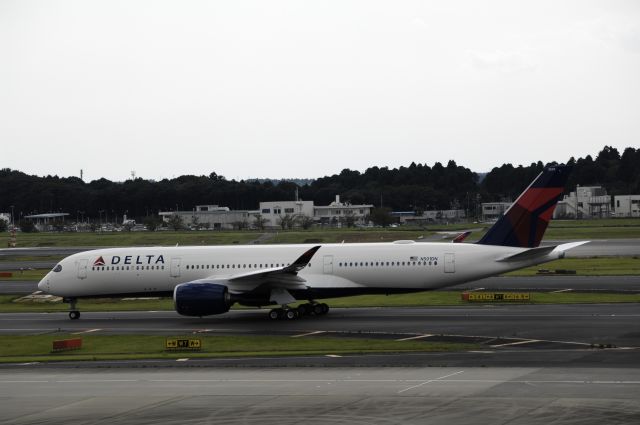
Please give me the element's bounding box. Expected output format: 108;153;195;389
1;367;639;425
2;304;639;348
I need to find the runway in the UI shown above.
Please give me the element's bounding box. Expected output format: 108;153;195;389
2;303;638;348
1;366;639;424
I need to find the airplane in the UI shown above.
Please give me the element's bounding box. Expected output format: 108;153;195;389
38;165;587;321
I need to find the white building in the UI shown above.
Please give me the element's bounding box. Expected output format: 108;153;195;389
554;186;612;219
259;196;373;228
258;200;314;228
614;195;640;218
482;202;512;221
159;205;257;230
313;196;373;226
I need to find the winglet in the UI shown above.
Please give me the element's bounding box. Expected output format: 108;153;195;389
551;241;590;258
284;245;321;273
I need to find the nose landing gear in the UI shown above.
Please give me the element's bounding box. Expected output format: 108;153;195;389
64;298;81;320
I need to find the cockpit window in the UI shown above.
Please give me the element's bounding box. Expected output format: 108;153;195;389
53;264;62;273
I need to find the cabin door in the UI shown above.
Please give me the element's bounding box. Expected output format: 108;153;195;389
323;255;333;274
77;259;88;279
444;253;455;273
170;258;181;278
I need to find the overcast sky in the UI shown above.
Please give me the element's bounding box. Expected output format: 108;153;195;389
1;0;639;182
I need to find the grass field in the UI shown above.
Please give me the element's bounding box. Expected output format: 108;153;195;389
0;334;477;363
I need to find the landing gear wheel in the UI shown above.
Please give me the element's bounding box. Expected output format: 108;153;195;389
319;303;329;315
285;309;297;320
65;298;80;320
297;304;311;316
268;309;282;320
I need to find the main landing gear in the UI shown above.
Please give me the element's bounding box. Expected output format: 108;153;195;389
64;298;81;320
268;302;329;320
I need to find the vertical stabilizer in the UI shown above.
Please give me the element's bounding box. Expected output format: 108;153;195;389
477;165;572;248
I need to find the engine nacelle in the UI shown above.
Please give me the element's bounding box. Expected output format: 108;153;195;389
173;282;231;317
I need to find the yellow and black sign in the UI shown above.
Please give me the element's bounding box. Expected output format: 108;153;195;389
461;292;531;302
165;338;202;350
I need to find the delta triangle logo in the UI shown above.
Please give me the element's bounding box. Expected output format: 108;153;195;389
93;256;106;266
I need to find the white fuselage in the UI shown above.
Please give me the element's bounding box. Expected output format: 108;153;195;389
38;241;559;299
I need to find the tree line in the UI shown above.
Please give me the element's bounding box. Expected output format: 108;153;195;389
1;146;639;224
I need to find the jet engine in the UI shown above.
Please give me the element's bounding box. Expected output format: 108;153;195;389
173;282;232;316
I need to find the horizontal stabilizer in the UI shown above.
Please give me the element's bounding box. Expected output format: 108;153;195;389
496;245;558;263
497;240;589;263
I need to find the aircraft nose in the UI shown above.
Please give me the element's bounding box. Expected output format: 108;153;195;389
38;276;50;293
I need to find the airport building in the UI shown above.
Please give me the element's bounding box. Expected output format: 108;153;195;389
159;205;257;230
312;196;372;226
481;202;512;222
259;200;314;228
614;195;640;217
161;196;373;230
554;186;612;219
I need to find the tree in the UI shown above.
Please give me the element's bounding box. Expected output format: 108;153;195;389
277;214;295;230
0;219;7;232
143;215;161;231
167;214;184;231
369;207;394;227
19;220;36;233
253;214;268;230
297;215;314;230
344;210;356;228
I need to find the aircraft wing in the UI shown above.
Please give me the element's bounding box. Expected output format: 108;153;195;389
187;245;321;293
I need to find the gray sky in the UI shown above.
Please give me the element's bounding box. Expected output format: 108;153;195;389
1;0;639;182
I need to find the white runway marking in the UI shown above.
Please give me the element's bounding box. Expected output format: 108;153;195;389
72;328;101;335
291;330;325;338
398;370;465;393
395;334;433;341
491;339;541;348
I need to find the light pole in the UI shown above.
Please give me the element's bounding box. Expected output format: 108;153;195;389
10;205;14;229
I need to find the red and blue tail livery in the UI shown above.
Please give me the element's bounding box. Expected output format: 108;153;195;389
477;165;572;248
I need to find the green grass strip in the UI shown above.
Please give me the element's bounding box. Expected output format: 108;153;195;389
0;334;477;363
